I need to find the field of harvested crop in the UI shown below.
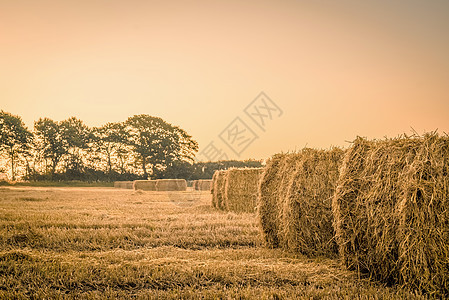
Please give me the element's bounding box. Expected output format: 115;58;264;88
0;187;425;299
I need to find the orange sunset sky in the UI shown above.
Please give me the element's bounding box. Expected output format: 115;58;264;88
1;0;448;160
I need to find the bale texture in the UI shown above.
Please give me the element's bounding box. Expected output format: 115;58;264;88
211;170;227;209
333;136;421;282
223;168;263;213
133;180;157;191
156;179;187;191
257;153;303;248
281;148;344;257
397;134;449;295
332;133;449;295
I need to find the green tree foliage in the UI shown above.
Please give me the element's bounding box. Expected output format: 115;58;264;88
59;117;91;176
160;159;263;180
92;122;129;175
60;117;91;151
34;118;67;177
2;111;261;181
0;111;33;180
190;160;263;179
125;115;198;178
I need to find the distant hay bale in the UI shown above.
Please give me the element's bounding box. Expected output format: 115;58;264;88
258;148;344;256
192;180;211;191
156;179;187;191
332;133;449;295
281;148;344;257
192;180;199;190
133;180;157;191
211;170;227;209
123;181;133;189
211;172;218;207
114;181;122;188
114;181;134;189
197;179;212;191
223;168;263;213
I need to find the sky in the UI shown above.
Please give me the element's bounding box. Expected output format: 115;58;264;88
1;0;448;160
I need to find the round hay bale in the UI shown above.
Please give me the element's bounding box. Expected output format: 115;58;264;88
331;134;449;294
281;148;344;257
257;153;299;248
212;170;227;209
114;181;123;188
211;172;219;206
198;179;212;191
192;180;200;190
332;136;418;283
396;134;449;295
114;181;134;189
223;168;263;213
156;179;187;191
123;181;134;189
133;180;157;191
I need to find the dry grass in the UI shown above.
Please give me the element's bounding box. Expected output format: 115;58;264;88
332;133;449;296
0;186;429;298
224;168;263;213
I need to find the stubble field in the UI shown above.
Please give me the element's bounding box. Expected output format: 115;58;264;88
0;187;424;299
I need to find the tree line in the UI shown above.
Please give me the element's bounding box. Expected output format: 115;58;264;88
0;111;262;182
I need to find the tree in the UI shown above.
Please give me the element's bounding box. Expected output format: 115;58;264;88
189;159;263;179
160;160;194;179
92;122;129;176
34;118;67;177
125;114;198;178
59;117;91;176
0;111;33;180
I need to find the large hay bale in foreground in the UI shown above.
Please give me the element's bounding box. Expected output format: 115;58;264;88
281;148;344;257
156;179;187;191
223;168;263;213
198;179;212;191
333;137;421;282
211;170;227;209
333;134;449;295
133;180;157;191
397;135;449;295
